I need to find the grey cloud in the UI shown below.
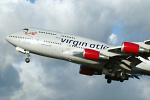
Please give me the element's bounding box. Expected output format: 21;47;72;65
0;66;22;100
0;42;22;99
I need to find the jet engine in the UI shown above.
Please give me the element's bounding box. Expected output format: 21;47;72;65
83;49;109;61
79;65;94;76
79;65;102;76
121;42;149;54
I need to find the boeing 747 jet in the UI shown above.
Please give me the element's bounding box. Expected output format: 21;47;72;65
6;28;150;83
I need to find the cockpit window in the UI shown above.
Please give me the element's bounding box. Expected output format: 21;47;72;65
23;28;29;31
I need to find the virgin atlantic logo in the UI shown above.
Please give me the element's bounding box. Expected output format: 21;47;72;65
25;30;37;38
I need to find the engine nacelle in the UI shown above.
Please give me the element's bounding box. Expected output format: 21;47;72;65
121;42;149;54
83;49;99;61
79;65;102;76
79;65;94;76
83;49;109;61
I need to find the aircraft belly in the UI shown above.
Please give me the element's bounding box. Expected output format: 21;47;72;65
60;53;105;69
18;42;63;58
22;43;105;69
33;46;62;58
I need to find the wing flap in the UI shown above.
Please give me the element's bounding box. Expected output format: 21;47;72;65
107;46;122;53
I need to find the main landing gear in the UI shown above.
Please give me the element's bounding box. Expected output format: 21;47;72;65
105;71;129;84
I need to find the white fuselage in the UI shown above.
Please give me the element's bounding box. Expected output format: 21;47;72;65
6;29;112;68
6;28;150;76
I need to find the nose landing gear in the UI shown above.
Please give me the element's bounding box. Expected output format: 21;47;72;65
25;58;30;63
16;47;31;63
25;51;30;63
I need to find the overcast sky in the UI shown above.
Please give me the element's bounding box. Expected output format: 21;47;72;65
1;0;150;100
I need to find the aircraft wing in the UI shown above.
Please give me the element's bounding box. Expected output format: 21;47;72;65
104;41;150;71
72;41;150;75
76;42;148;84
108;41;150;59
104;54;142;71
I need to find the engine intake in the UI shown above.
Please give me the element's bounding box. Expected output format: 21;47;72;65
121;42;149;54
83;49;109;61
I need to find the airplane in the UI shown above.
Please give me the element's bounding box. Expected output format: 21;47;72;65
5;28;150;84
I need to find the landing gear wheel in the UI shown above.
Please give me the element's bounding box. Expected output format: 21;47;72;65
120;79;124;82
116;72;121;79
25;58;30;63
25;51;30;63
107;79;112;84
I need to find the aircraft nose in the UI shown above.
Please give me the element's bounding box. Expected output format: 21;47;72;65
5;35;13;44
5;35;10;42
